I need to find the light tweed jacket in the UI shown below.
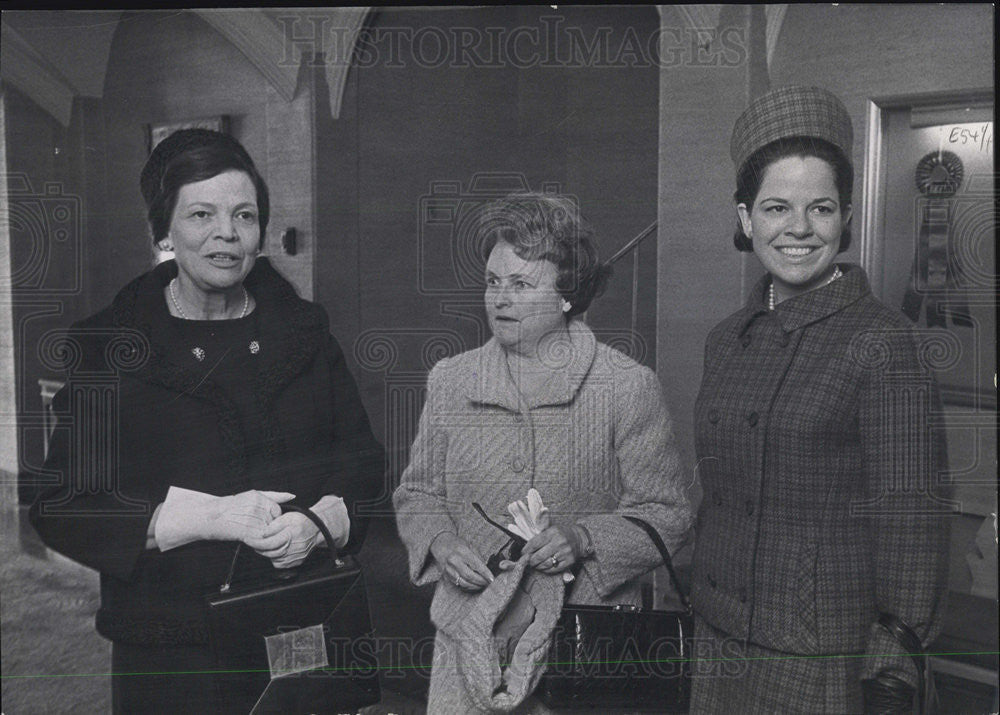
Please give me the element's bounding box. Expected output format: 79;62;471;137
394;319;693;610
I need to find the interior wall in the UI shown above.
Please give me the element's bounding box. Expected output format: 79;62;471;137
315;6;662;477
1;90;16;479
98;10;314;307
655;5;754;478
656;2;995;483
11;10;316;501
4;86;93;501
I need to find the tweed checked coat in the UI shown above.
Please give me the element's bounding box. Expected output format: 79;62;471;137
395;319;692;604
691;264;950;706
394;319;692;708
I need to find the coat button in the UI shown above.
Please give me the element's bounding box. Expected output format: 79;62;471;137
739;588;748;603
741;334;752;348
511;458;525;472
745;500;754;516
779;334;790;348
708;574;717;589
747;411;759;427
713;490;723;506
708;409;720;424
514;414;523;423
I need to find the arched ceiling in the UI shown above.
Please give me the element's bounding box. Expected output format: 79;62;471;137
0;8;369;127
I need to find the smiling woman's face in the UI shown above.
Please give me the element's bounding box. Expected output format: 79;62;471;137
168;170;260;296
484;241;566;358
738;155;852;300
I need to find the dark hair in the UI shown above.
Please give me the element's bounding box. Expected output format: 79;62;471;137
479;192;611;317
145;133;270;245
732;136;853;252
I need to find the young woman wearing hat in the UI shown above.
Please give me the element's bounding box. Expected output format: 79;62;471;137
28;129;384;713
689;86;949;713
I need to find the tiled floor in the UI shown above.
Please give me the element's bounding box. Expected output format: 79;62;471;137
0;500;427;715
1;502;111;713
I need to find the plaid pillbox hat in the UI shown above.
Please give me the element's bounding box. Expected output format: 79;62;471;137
730;85;853;170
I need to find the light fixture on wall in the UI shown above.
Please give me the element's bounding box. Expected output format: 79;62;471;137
281;227;297;255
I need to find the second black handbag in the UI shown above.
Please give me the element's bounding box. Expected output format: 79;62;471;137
535;515;692;712
205;504;381;715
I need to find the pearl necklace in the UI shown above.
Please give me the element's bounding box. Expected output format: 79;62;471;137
170;278;248;320
169;278;258;361
769;266;842;311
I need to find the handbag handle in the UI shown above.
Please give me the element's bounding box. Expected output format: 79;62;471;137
622;515;690;612
472;502;528;547
877;612;930;714
282;504;343;566
218;503;343;594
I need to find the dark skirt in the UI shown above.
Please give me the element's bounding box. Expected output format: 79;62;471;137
112;642;260;715
688;617;865;715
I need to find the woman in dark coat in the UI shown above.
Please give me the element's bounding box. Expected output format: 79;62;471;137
28;129;383;713
690;86;950;713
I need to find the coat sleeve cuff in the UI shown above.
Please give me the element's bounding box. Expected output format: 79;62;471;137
862;625;920;687
309;494;350;549
154;486;215;552
408;526;456;586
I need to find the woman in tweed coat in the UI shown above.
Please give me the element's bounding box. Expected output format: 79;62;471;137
690;86;950;713
394;192;692;712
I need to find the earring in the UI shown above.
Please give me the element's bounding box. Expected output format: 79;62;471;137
561;300;572;313
159;242;174;252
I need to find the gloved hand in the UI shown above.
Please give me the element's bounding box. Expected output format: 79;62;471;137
245;494;351;569
308;494;351;550
154;487;295;551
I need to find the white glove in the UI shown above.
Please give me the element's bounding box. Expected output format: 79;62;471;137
154;486;295;551
507;489;574;583
308;494;351;549
507;488;550;540
245;494;350;569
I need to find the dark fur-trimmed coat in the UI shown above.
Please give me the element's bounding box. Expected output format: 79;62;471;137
28;258;384;645
691;263;949;705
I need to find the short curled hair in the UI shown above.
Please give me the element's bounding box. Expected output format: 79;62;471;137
733;136;853;252
479;192;611;317
143;130;269;245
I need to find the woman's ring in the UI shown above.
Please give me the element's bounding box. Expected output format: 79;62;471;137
550;556;559;568
453;574;462;586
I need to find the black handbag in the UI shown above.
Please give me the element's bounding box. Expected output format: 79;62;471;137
205;504;380;714
535;515;692;712
862;612;936;715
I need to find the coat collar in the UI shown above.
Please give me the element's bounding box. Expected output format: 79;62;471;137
111;258;324;390
465;319;598;411
107;258;325;487
738;263;871;334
